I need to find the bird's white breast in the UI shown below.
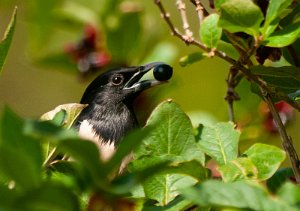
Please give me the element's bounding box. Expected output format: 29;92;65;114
78;120;116;161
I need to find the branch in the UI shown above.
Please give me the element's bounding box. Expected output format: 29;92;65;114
190;0;205;24
155;0;300;112
225;66;240;123
154;0;236;63
176;0;194;42
262;90;300;183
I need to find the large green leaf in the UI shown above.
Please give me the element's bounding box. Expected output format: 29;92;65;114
57;139;107;185
181;180;295;210
277;182;300;207
263;21;300;47
104;128;152;174
24;119;78;141
250;65;300;95
262;0;293;36
0;7;17;74
280;3;300;27
251;66;300;80
142;195;193;211
16;182;80;211
0;108;43;189
197;122;240;165
132;100;206;205
0;183;18;210
214;0;226;10
144;173;197;206
218;0;264;37
0;147;41;190
218;157;258;182
134;100;205;164
200;14;222;49
244;143;286;180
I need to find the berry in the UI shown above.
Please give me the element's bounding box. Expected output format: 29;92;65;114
153;64;173;81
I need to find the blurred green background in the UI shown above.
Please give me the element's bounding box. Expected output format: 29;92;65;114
0;0;299;156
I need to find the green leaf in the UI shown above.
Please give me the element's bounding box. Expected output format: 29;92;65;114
132;100;205;205
104;128;152;174
142;196;193;211
251;65;300;95
267;168;294;192
197;122;240;165
262;0;293;36
0;7;17;73
50;110;67;126
24;119;78;141
218;157;258;182
165;160;209;182
244;143;286;180
41;103;88;128
179;52;204;67
16;182;80;211
280;3;300;27
263;21;300;47
214;0;226;10
0;183;18;209
277;182;300;206
131;158;208;183
216;40;240;60
110;159;170;195
0;146;41;190
135;100;205;164
181;180;293;210
200;14;222;49
289;90;300;101
145;173;197;206
251;66;300;80
0;108;43;189
58;139;107;183
218;0;264;36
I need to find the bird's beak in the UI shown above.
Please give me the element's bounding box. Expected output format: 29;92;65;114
123;62;167;93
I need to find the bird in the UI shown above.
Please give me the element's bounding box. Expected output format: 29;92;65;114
75;62;172;163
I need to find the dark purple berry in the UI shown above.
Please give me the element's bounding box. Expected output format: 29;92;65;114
153;64;173;81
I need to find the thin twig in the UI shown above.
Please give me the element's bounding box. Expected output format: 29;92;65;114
176;0;194;42
155;0;235;62
262;90;300;183
191;0;204;24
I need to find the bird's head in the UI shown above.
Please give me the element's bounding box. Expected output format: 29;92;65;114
80;62;172;105
76;62;172;145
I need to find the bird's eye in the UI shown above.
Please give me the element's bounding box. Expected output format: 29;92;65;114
111;75;124;85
